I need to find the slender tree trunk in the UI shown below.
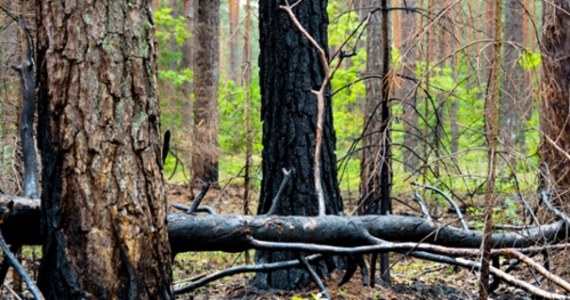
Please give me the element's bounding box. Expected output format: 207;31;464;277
359;0;391;285
501;0;525;171
480;1;502;298
229;0;240;85
400;0;419;171
540;0;570;209
36;1;173;298
242;0;252;216
255;0;343;290
182;0;195;167
192;0;220;184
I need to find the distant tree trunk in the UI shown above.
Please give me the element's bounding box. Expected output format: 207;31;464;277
242;0;252;216
36;1;173;299
255;0;343;290
501;0;525;170
229;0;240;84
359;0;391;285
539;0;570;209
192;0;220;184
399;1;419;171
182;0;195;165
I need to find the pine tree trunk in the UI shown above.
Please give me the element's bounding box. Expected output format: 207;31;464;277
36;1;173;298
255;0;343;289
501;0;525;170
229;0;240;85
540;0;570;209
192;0;220;184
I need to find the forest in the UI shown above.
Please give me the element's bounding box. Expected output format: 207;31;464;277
0;0;569;299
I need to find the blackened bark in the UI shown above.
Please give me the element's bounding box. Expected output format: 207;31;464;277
192;0;220;184
36;1;173;299
12;18;39;199
539;0;570;209
256;0;343;290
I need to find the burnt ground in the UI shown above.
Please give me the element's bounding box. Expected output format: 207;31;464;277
167;183;548;300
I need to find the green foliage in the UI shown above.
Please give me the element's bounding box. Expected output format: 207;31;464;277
154;7;191;70
518;50;542;71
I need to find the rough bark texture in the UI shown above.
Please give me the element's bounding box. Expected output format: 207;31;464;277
192;0;220;184
359;0;391;216
256;0;343;290
36;1;173;299
1;198;567;257
539;0;570;209
501;0;525;169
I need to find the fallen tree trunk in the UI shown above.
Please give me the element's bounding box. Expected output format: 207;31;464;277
168;214;567;255
0;195;567;255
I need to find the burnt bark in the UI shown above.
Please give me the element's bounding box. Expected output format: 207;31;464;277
539;0;570;209
36;1;173;299
0;197;566;257
192;0;220;184
12;17;39;200
256;0;342;290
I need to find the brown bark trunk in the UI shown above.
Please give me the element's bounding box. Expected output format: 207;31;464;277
540;0;570;210
501;0;525;170
400;0;419;171
192;0;220;184
229;0;240;85
181;0;195;166
36;1;173;299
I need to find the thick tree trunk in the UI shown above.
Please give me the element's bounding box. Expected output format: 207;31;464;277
36;1;173;299
192;0;220;184
539;0;570;209
256;0;343;289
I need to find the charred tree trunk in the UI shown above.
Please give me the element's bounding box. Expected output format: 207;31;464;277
36;1;173;299
539;0;570;209
192;0;220;184
255;0;343;290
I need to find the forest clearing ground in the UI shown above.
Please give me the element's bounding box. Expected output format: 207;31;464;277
166;183;535;300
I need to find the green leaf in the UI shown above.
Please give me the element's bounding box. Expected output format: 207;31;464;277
518;50;542;71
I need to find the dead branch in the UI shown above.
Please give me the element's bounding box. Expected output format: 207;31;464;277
0;232;43;299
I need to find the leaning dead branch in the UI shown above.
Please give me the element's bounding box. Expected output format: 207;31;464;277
280;0;344;216
5;12;39;200
173;254;323;294
413;182;468;230
0;231;43;299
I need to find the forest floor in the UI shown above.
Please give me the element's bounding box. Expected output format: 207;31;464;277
166;183;541;300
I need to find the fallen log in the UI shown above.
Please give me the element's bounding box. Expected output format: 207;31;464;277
168;214;568;255
0;195;568;255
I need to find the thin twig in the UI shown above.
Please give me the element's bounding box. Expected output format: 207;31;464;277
266;168;293;215
412;192;432;221
189;183;210;214
412;182;468;230
0;232;43;299
541;191;570;224
297;254;330;300
173;254;323;294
